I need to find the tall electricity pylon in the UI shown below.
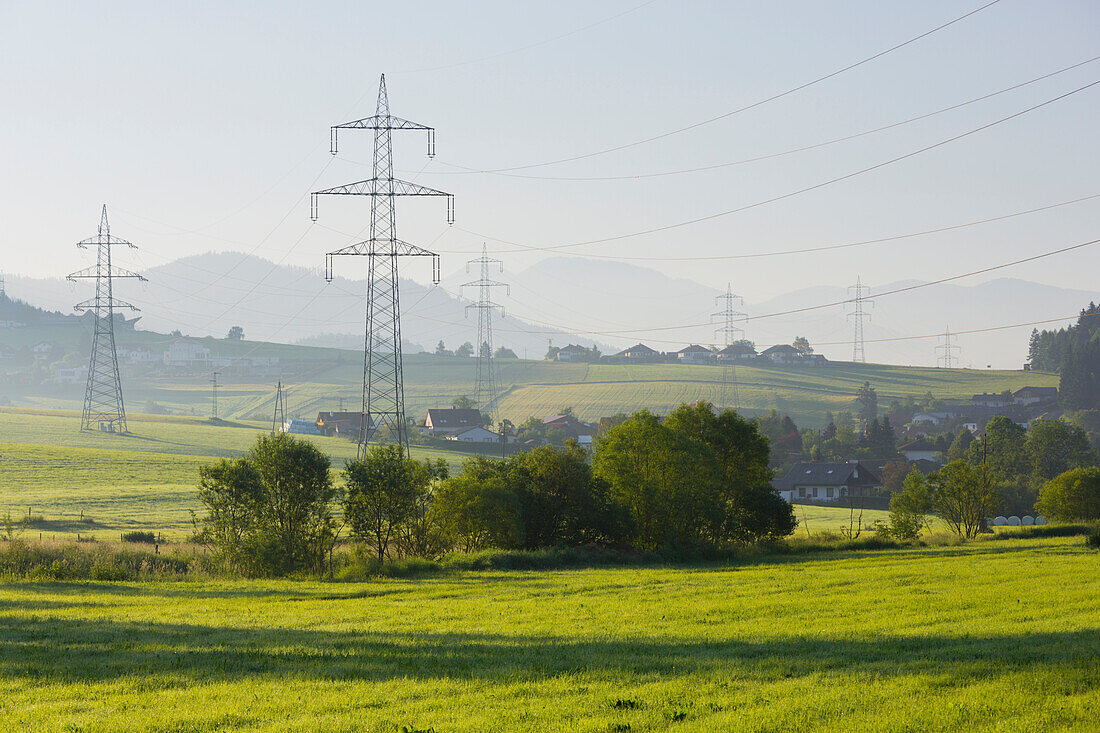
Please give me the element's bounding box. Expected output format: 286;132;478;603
312;74;453;457
462;245;508;423
847;276;873;363
936;327;960;369
210;372;221;420
712;283;747;410
67;206;146;433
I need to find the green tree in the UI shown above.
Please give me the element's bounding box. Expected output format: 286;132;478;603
792;336;813;355
1025;419;1097;482
431;458;523;552
195;434;338;575
455;341;474;358
344;445;448;562
1036;466;1100;521
593;410;723;551
927;460;1001;539
666;402;795;543
452;394;476;410
856;382;878;426
947;428;975;462
888;469;933;539
226;325;244;340
969;417;1028;479
494;346;518;359
509;443;628;549
434;340;452;356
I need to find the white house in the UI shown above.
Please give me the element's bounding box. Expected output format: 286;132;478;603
54;366;87;384
164;340;211;367
676;344;713;364
447;426;499;444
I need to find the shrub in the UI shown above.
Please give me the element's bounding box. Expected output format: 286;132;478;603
194;433;338;576
1086;531;1100;550
121;531;156;544
1037;467;1100;522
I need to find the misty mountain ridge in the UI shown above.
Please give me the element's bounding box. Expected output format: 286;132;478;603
5;253;1095;369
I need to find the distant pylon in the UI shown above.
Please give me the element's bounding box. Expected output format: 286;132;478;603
67;206;146;433
271;380;287;434
210;372;221;420
462;245;508;423
847;276;873;363
312;74;453;458
936;327;960;369
712;283;747;410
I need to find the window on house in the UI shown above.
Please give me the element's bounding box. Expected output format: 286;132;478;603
812;488;818;498
798;487;806;498
827;487;834;498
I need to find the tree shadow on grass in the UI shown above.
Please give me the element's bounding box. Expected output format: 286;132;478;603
1;613;1097;687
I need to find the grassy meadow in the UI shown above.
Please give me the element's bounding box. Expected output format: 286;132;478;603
1;535;1097;731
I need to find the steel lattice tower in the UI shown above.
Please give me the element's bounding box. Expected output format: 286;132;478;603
67;206;146;433
936;327;960;368
712;283;747;410
271;380;287;434
312;74;453;457
847;276;873;363
462;245;508;423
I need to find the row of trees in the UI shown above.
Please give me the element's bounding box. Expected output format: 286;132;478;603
195;403;797;575
889;461;1100;540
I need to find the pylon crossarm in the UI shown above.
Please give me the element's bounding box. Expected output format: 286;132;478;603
74;297;140;312
76;234;135;248
313;178;451;197
332;115;432;131
67;266;146;281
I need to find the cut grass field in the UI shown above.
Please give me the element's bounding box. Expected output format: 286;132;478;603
0;409;485;541
1;535;1097;731
5;346;1057;427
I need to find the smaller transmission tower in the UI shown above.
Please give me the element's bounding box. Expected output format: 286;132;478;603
847;277;873;363
67;206;146;433
936;328;960;369
0;271;5;297
210;372;221;420
462;245;508;422
712;283;747;410
271;380;287;434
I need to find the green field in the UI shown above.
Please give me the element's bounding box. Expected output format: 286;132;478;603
2;328;1058;426
1;536;1097;731
1;409;909;542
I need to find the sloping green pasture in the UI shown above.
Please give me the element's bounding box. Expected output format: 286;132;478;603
0;536;1096;731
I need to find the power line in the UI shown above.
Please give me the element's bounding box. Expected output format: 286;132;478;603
457;79;1100;255
67;206;147;434
407;236;1100;342
423;55;1099;181
435;0;1004;173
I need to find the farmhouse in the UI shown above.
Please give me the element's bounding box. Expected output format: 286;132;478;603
676;344;713;364
1013;386;1058;406
716;343;757;361
972;392;1011;409
773;460;882;502
164;339;211;367
315;411;373;438
899;438;940;462
447;426;499;444
760;344;802;365
614;343;660;363
424;408;482;436
554;344;589;362
542;413;597;443
282;418;320;435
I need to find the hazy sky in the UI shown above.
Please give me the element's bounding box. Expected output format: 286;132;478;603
2;1;1098;346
